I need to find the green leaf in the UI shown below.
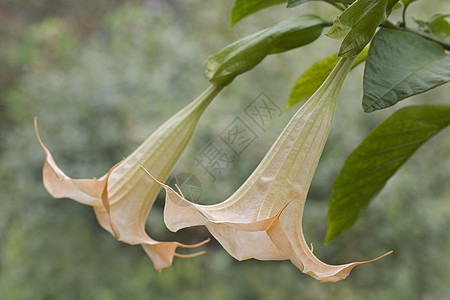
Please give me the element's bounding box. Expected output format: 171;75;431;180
363;28;450;112
326;105;450;243
207;15;330;86
230;0;286;27
286;45;368;110
327;0;398;57
428;14;450;40
287;0;354;7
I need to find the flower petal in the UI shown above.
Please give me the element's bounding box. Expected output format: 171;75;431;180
36;118;210;272
34;117;106;206
143;169;288;261
267;200;392;282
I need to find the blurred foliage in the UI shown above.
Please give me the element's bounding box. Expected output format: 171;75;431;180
0;0;449;299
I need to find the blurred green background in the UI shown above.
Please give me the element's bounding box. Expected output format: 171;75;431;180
1;0;449;299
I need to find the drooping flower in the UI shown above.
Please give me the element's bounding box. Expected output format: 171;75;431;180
35;85;223;272
151;57;392;282
34;16;335;272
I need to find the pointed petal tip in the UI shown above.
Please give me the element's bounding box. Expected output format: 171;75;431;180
174;183;185;198
173;239;210;259
141;166;166;187
174;250;207;259
300;248;393;283
34;117;47;152
358;250;393;265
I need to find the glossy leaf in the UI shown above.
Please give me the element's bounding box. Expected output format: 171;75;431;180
207;15;330;86
327;0;398;57
326;105;450;242
230;0;285;27
363;28;450;112
287;45;368;110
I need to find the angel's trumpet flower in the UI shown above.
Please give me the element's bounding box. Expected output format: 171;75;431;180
34;15;334;272
151;57;391;282
35;85;223;272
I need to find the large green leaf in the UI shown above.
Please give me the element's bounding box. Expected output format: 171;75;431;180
230;0;286;27
207;15;330;86
326;105;450;243
363;28;450;112
286;45;367;110
327;0;398;57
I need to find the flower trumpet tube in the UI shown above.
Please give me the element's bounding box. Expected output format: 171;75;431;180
35;85;223;272
153;57;392;282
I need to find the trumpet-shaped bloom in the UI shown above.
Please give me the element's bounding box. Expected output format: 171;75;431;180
35;85;222;272
151;57;391;282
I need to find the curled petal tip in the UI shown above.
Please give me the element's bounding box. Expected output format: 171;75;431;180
178;238;211;249
174;250;207;259
362;250;393;264
34;117;46;151
141;166;164;186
